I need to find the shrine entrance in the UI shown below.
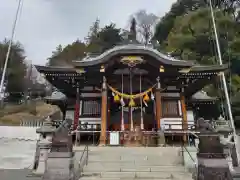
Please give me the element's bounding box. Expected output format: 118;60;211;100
106;62;157;132
108;98;156;131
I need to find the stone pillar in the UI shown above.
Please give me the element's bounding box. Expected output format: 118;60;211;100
196;134;233;180
155;77;162;129
35;139;52;174
100;76;107;145
180;89;188;143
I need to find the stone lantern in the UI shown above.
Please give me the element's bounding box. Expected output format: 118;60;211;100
36;116;56;141
196;119;233;180
35;138;52;175
214;119;232;140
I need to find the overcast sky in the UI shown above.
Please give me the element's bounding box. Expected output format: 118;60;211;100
0;0;176;65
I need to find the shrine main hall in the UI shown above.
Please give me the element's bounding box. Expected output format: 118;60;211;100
36;44;226;145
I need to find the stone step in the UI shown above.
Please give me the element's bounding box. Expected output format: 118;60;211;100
84;147;181;154
79;178;177;180
87;160;180;166
86;146;181;150
88;155;180;160
83;164;186;172
80;178;176;180
89;153;180;155
88;151;180;156
88;153;174;157
86;156;182;166
88;152;180;156
87;158;180;163
81;171;191;179
88;149;180;153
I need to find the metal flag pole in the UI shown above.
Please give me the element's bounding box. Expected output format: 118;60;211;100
209;0;240;163
0;0;23;103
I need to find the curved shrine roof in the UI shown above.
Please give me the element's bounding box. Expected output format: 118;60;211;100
44;91;66;101
191;91;217;101
34;44;228;84
35;63;228;74
72;44;195;67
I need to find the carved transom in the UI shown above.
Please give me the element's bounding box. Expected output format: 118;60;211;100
120;56;143;67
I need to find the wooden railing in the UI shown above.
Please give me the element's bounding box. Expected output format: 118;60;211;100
78;123;101;131
163;123;198;134
163;123;196;130
75;123;196;131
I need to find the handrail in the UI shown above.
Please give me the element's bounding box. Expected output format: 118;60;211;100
79;144;89;167
182;145;198;178
74;141;89;179
183;146;197;167
189;131;199;138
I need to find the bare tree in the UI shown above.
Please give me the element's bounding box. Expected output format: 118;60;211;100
24;60;32;103
132;10;159;45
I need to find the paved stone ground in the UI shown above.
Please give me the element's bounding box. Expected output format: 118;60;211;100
0;169;42;180
0;138;37;169
74;146;193;180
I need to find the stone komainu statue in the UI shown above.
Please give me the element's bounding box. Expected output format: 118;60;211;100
196;118;214;132
197;135;233;180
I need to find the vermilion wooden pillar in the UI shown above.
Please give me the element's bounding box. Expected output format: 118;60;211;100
73;86;80;130
107;97;110;130
155;77;162;129
100;77;107;145
107;97;111;142
180;91;188;143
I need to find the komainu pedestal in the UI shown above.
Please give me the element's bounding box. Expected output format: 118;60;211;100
197;134;233;180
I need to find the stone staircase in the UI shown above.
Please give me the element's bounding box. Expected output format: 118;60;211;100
80;146;193;180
